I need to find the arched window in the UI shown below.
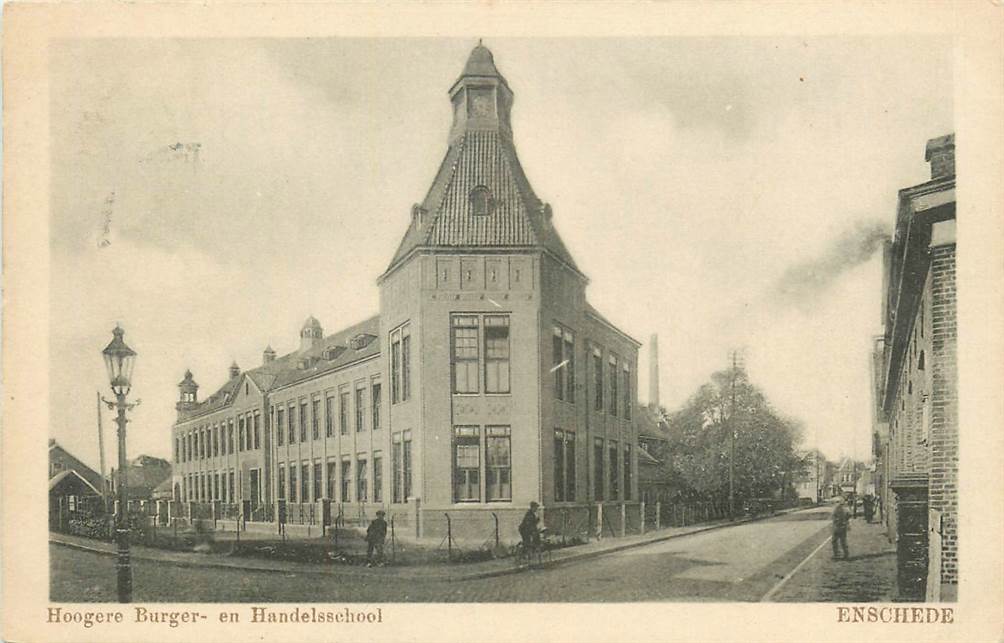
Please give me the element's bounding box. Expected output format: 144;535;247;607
469;186;493;216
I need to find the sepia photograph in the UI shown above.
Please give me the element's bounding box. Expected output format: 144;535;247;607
4;3;1003;642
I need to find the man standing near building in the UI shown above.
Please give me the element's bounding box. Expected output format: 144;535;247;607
365;510;388;567
832;499;851;560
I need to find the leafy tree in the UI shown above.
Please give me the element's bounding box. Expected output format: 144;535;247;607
661;366;807;507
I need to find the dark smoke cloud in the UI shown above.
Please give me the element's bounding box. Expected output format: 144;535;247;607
773;220;890;307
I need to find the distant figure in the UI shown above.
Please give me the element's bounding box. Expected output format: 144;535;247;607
862;495;875;523
365;510;388;567
519;501;541;551
832;500;851;560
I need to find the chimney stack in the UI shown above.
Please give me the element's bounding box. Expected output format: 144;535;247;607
925;133;955;180
229;361;240;379
263;345;276;365
648;334;660;410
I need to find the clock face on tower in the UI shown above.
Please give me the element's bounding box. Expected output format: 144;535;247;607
468;88;495;119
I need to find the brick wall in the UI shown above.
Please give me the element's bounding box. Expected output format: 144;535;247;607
927;244;958;584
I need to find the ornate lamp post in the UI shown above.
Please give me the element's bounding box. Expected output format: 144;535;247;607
101;325;140;603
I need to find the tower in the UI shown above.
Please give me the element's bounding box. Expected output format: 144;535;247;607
300;315;323;352
176;369;199;415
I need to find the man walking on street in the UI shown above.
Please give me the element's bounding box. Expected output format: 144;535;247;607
832;499;851;560
365;510;388;567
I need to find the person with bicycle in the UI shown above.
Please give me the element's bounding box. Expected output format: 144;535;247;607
518;501;542;553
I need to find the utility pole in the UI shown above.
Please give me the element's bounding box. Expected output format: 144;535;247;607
728;350;739;521
96;391;108;507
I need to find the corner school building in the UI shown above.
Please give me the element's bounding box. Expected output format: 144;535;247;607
170;45;645;541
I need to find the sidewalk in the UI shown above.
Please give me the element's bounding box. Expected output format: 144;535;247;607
50;507;803;583
766;514;897;602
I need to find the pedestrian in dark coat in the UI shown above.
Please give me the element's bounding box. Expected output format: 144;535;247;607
365;510;388;567
831;500;851;560
862;495;875;523
519;502;541;550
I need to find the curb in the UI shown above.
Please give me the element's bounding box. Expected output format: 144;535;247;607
50;507;808;584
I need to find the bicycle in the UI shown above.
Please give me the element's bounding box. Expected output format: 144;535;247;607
511;530;554;569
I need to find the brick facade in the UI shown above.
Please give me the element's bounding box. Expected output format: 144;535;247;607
875;133;957;597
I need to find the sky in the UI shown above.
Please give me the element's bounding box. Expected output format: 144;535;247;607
48;37;953;473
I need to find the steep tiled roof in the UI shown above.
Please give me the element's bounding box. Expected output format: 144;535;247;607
385;45;580;275
179;315;381;422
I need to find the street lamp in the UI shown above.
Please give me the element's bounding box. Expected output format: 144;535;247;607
101;325;140;603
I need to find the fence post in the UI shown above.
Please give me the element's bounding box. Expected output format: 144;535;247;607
655;502;661;530
596;503;603;541
620;503;627;537
561;509;568;546
445;513;453;562
640;502;646;535
390;516;396;564
492;512;500;551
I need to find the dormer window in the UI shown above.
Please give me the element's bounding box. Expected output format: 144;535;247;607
470;186;493;216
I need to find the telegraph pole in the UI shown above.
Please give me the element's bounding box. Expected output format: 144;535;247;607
728;350;739;521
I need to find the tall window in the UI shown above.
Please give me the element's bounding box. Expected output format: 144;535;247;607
623;445;631;500
238;418;245;451
594;438;605;501
391;323;412;404
325;397;334;437
175;437;180;463
373;452;383;503
566;431;576;502
608;355;619;416
553;325;575;401
289;466;298;502
371;384;382;431
554;429;576;502
311;400;320;440
355;388;365;432
228;421;235;454
276;407;285;446
228;470;235;503
609;442;620;499
554;430;566;502
313;462;322;503
356;458;368;502
326;460;337;500
392;435;403;503
340;458;351;502
484;316;510;393
299;402;308;442
339;391;349;435
403;430;413;500
391;334;401;403
622;363;632;420
278;464;286;500
211;427;218;457
486;426;512;501
453;426;481;502
300;463;310;503
402;329;411;401
253;413;261;449
287;404;297;444
452;315;480;393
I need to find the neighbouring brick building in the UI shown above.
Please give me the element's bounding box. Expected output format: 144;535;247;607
170;44;644;541
874;133;957;601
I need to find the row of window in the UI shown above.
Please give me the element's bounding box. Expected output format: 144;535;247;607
276;431;414;504
556;431;632;502
554;325;633;420
182;469;237;503
175;413;260;464
273;382;382;448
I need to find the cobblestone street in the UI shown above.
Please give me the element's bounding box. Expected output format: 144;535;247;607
50;506;899;603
